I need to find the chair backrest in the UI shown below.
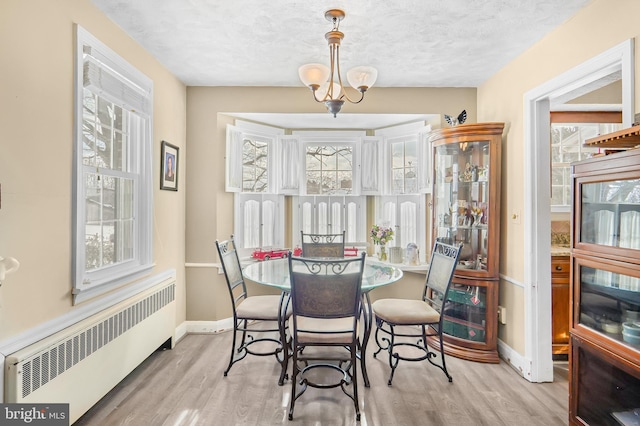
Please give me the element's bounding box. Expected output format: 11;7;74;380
215;235;247;313
288;253;365;321
300;231;346;258
423;241;462;314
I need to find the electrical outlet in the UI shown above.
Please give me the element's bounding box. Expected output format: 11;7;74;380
498;306;507;324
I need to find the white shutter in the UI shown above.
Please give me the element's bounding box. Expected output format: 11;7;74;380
417;125;433;193
360;136;382;194
226;124;243;192
375;194;425;253
277;135;301;194
234;194;284;248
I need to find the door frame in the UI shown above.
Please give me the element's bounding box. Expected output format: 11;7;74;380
523;39;634;382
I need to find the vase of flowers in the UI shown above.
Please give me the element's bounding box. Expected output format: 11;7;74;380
370;225;394;261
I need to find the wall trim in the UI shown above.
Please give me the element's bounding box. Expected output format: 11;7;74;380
185;319;234;334
185;262;219;268
497;338;533;382
499;274;525;288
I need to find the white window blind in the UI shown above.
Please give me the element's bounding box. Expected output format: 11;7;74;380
83;54;151;116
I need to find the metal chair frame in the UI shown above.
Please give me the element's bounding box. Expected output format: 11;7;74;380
300;231;345;258
287;252;366;421
215;235;290;384
373;241;462;385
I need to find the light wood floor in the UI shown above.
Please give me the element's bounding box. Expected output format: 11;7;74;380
75;332;569;425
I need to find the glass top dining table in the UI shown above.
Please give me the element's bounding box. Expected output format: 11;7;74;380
242;256;404;388
242;256;404;293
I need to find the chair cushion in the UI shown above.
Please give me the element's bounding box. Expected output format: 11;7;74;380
372;298;440;325
292;316;358;344
236;295;291;321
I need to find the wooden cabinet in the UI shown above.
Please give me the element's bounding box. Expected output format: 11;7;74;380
552;256;570;356
570;144;640;425
429;123;504;363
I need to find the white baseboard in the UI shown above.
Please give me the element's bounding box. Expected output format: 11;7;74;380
497;338;533;382
184;319;234;334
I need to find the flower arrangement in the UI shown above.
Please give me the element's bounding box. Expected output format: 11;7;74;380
370;225;394;245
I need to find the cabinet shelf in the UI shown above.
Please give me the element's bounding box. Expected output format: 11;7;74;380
582;282;640;307
584;124;640;148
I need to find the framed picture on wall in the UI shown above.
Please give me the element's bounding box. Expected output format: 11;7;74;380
161;141;179;191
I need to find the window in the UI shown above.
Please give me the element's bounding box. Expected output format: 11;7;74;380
375;122;432;195
226;124;279;193
225;124;433;252
227;122;285;249
242;136;269;192
550;114;622;211
73;26;153;303
390;137;418;193
305;144;354;195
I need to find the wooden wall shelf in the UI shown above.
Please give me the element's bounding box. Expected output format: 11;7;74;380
584;124;640;148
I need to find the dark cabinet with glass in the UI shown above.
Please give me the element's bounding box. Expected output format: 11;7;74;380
570;145;640;425
429;123;504;363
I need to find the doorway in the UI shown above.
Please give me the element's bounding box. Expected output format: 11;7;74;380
523;39;635;382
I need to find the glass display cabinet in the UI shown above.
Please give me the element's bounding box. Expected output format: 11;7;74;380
429;123;504;363
570;131;640;425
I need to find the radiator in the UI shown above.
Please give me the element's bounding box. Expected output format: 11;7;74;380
4;279;176;424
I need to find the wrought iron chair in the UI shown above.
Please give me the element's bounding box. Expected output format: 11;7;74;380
287;252;366;421
372;241;462;385
300;231;345;258
215;235;290;384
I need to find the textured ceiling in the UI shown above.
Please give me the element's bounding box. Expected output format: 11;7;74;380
89;0;592;88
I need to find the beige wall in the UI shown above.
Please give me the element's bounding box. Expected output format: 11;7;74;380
477;0;640;352
0;0;187;340
185;87;476;320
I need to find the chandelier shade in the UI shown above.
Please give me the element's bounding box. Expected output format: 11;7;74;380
298;63;330;88
347;66;378;91
299;9;377;117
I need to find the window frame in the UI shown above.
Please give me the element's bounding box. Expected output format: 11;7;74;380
73;26;154;304
300;137;360;196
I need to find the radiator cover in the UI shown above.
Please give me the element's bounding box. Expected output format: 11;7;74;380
4;279;175;424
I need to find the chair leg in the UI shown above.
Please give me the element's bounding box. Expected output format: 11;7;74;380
351;345;361;421
224;319;239;377
278;328;290;385
423;325;453;383
387;324;400;386
288;347;299;421
373;318;389;358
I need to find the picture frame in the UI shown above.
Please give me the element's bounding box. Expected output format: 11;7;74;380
160;141;179;191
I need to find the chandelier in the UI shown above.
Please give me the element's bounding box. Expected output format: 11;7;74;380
298;9;378;117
